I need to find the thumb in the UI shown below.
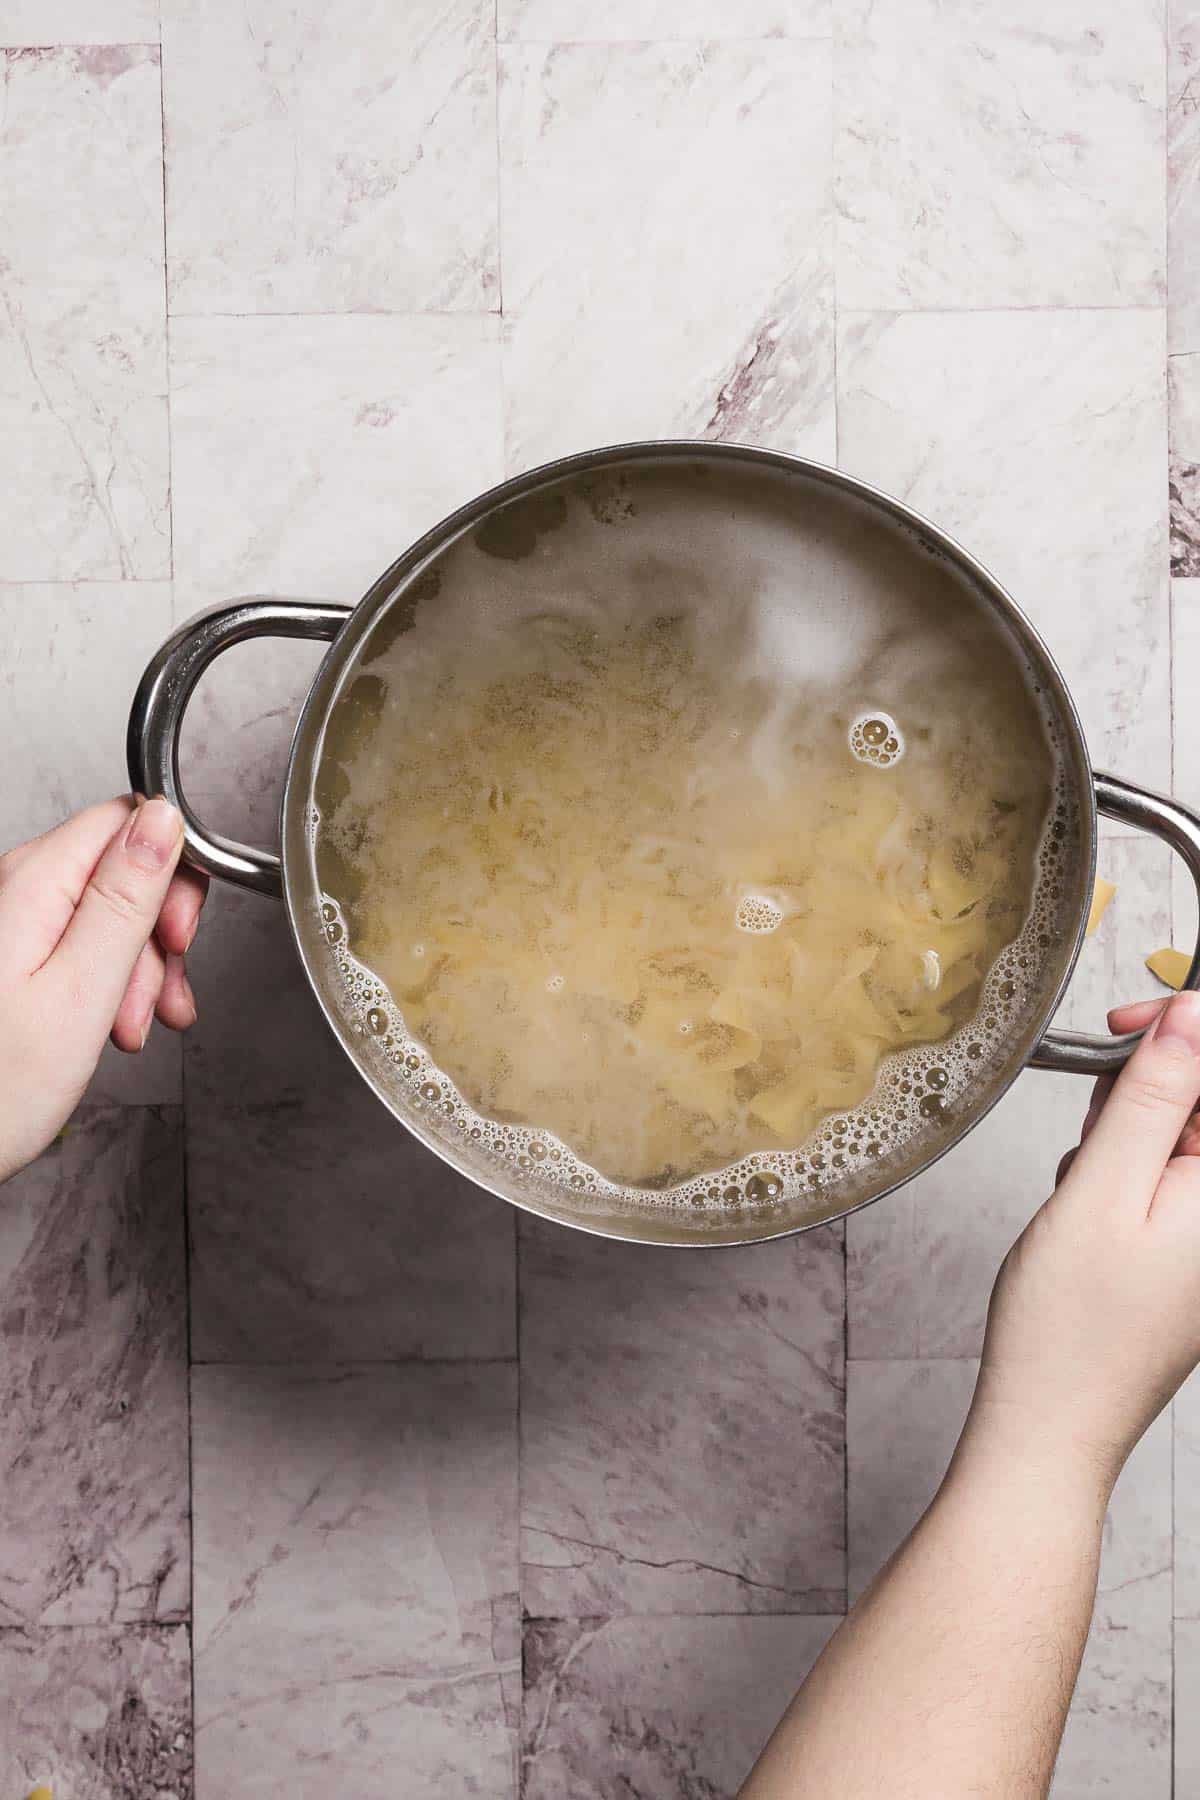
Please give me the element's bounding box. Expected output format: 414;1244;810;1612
38;797;185;1046
1071;989;1200;1199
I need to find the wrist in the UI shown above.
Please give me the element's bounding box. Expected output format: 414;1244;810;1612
947;1387;1120;1521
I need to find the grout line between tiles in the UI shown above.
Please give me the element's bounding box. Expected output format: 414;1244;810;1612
158;46;175;583
494;0;505;322
0;1622;193;1636
188;1354;521;1368
839;303;1167;318
495;34;834;48
0;578;173;588
830;10;839;472
167;307;503;321
0;39;160;50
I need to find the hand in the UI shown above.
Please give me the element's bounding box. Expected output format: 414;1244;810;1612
961;989;1200;1503
0;797;208;1183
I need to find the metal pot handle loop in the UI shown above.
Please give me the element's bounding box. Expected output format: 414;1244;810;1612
1031;773;1200;1075
126;597;352;898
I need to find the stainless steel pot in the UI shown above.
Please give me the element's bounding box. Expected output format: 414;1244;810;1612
129;442;1200;1246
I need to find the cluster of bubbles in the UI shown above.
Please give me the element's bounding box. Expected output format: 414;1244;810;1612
849;711;904;768
735;893;784;935
307;727;1078;1231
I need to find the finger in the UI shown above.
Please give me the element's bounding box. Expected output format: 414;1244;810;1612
155;865;209;957
155;952;197;1031
1056;1147;1077;1186
1071;990;1200;1198
0;798;135;976
1107;998;1168;1036
110;937;167;1053
1054;1078;1113;1187
1079;1076;1114;1144
35;798;185;1053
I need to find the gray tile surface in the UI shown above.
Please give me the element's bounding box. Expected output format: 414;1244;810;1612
192;1363;518;1796
498;38;836;471
162;0;499;316
835;0;1165;311
0;1625;192;1799
0;45;168;581
0;1107;188;1627
520;1217;844;1617
522;1615;838;1800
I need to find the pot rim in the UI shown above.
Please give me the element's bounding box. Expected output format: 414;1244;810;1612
278;438;1097;1248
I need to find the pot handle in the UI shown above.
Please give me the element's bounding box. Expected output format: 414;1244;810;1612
127;596;353;898
1031;773;1200;1074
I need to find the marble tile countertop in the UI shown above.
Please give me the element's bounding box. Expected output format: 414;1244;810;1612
0;3;1195;1795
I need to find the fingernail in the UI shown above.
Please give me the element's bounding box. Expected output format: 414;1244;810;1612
1154;991;1200;1055
139;1013;152;1050
125;797;182;871
183;973;197;1026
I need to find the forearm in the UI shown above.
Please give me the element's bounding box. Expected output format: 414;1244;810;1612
741;1436;1107;1800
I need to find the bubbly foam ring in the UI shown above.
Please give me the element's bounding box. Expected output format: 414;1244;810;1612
313;754;1076;1229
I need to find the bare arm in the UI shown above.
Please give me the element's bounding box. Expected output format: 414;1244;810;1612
742;1431;1105;1798
743;990;1200;1799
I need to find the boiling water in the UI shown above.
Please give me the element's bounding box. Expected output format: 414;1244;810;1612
313;468;1069;1211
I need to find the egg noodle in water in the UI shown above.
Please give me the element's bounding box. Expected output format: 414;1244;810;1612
313;469;1064;1213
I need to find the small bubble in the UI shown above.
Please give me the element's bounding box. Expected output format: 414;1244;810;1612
325;921;344;946
366;1007;387;1035
746;1173;782;1203
530;1140;548;1160
321;901;337;923
419;1081;441;1103
926;1067;949;1091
